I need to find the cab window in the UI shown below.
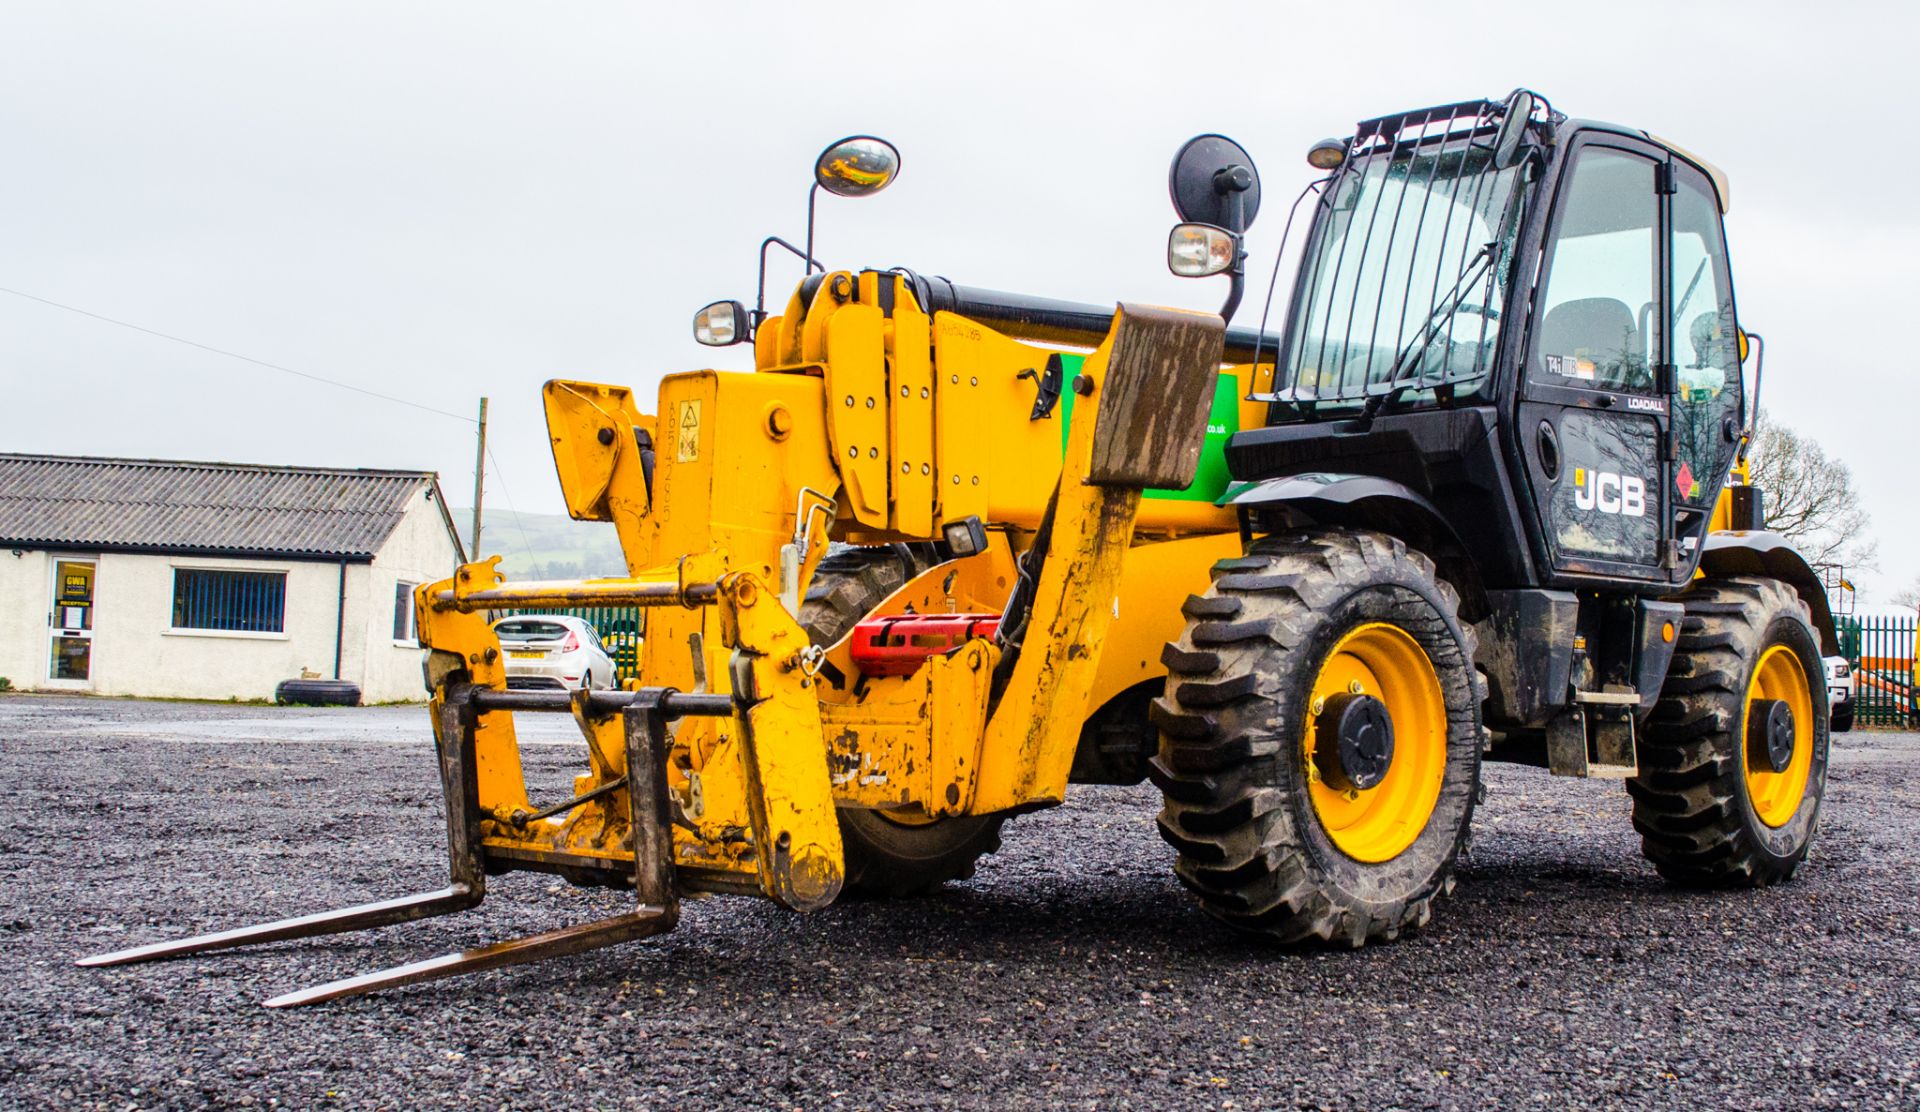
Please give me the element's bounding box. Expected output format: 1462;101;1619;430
1670;167;1740;505
1529;147;1658;393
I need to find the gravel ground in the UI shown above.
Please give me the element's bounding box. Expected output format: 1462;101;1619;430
1;693;1916;1111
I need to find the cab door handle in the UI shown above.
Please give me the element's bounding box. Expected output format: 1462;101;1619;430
1537;420;1561;481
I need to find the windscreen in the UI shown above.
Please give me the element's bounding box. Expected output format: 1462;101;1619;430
494;620;569;641
1278;124;1528;416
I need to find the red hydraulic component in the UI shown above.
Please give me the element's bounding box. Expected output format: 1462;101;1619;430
848;613;1000;677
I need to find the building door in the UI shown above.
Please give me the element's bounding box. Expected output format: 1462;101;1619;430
48;558;97;687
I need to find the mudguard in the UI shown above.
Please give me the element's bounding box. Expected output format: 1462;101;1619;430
1222;470;1450;521
1698;531;1840;655
1221;472;1484;614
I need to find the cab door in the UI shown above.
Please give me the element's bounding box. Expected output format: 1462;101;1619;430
1516;138;1671;581
1665;160;1745;569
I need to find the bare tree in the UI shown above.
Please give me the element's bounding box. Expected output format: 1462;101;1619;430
1894;580;1920;610
1744;412;1876;576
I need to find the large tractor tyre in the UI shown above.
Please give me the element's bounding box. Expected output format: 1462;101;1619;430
1150;529;1483;947
274;678;362;707
798;543;1005;898
799;543;944;645
1628;577;1829;887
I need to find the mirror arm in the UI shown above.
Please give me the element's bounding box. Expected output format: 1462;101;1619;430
1217;189;1248;324
1218;267;1245;325
803;182;822;273
755;235;822;331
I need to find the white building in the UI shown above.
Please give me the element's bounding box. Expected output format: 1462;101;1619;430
0;454;465;703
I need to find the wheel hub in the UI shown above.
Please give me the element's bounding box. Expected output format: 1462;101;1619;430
1747;698;1796;774
1315;693;1396;792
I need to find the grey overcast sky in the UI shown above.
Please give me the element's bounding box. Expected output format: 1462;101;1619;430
3;2;1916;598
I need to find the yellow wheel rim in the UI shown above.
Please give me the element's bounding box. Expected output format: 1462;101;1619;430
1743;644;1814;828
1303;622;1448;863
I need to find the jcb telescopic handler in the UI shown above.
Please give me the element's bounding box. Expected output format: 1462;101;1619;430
85;91;1835;1006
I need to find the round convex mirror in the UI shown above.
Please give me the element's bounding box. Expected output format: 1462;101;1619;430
1168;134;1262;234
814;136;902;198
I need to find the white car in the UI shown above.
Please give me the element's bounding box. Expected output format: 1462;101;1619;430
492;616;617;692
1824;656;1854;733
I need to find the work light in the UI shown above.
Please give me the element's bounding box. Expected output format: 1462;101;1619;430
693;300;747;346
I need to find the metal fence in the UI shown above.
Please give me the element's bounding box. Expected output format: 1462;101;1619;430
501;606;644;686
1838;613;1917;728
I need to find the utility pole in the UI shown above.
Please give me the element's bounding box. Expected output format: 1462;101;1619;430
470;396;489;557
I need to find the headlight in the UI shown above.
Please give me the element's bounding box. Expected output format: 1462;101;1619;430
693;300;749;346
1833;661;1851;678
1167;223;1237;278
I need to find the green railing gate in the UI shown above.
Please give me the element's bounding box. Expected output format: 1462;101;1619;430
1837;613;1917;728
503;606;644;687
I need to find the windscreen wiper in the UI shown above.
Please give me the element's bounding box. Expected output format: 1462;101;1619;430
1364;244;1493;417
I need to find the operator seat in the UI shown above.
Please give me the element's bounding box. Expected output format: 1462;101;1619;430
1681;310;1737;396
1538;297;1643;390
1688;310;1738;369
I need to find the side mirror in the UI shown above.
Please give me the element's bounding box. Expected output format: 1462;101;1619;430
1168;134;1261;234
1168;134;1259;323
1167;223;1236;278
1490;89;1537;170
813;136;901;198
693;300;749;346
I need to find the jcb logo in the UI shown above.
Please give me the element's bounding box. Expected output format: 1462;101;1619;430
1572;467;1646;517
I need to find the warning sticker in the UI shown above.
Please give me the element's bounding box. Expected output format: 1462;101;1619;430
1675;461;1696;499
676;399;702;462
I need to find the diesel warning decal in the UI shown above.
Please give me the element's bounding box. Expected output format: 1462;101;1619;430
675;399;702;462
1572;467;1647;517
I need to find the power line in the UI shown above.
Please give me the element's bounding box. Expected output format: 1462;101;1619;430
0;284;475;423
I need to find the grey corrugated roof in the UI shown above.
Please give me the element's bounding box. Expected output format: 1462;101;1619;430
0;453;455;561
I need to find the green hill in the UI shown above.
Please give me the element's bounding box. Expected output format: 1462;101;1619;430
450;507;628;580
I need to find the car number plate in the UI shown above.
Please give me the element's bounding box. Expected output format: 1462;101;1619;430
510;650;544;659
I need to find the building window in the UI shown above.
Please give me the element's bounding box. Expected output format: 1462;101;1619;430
393;581;419;643
171;568;286;633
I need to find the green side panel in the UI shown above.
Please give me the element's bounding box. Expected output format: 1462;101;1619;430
1055;353;1238;503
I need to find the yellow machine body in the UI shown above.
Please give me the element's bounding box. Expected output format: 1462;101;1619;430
414;276;1240;907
